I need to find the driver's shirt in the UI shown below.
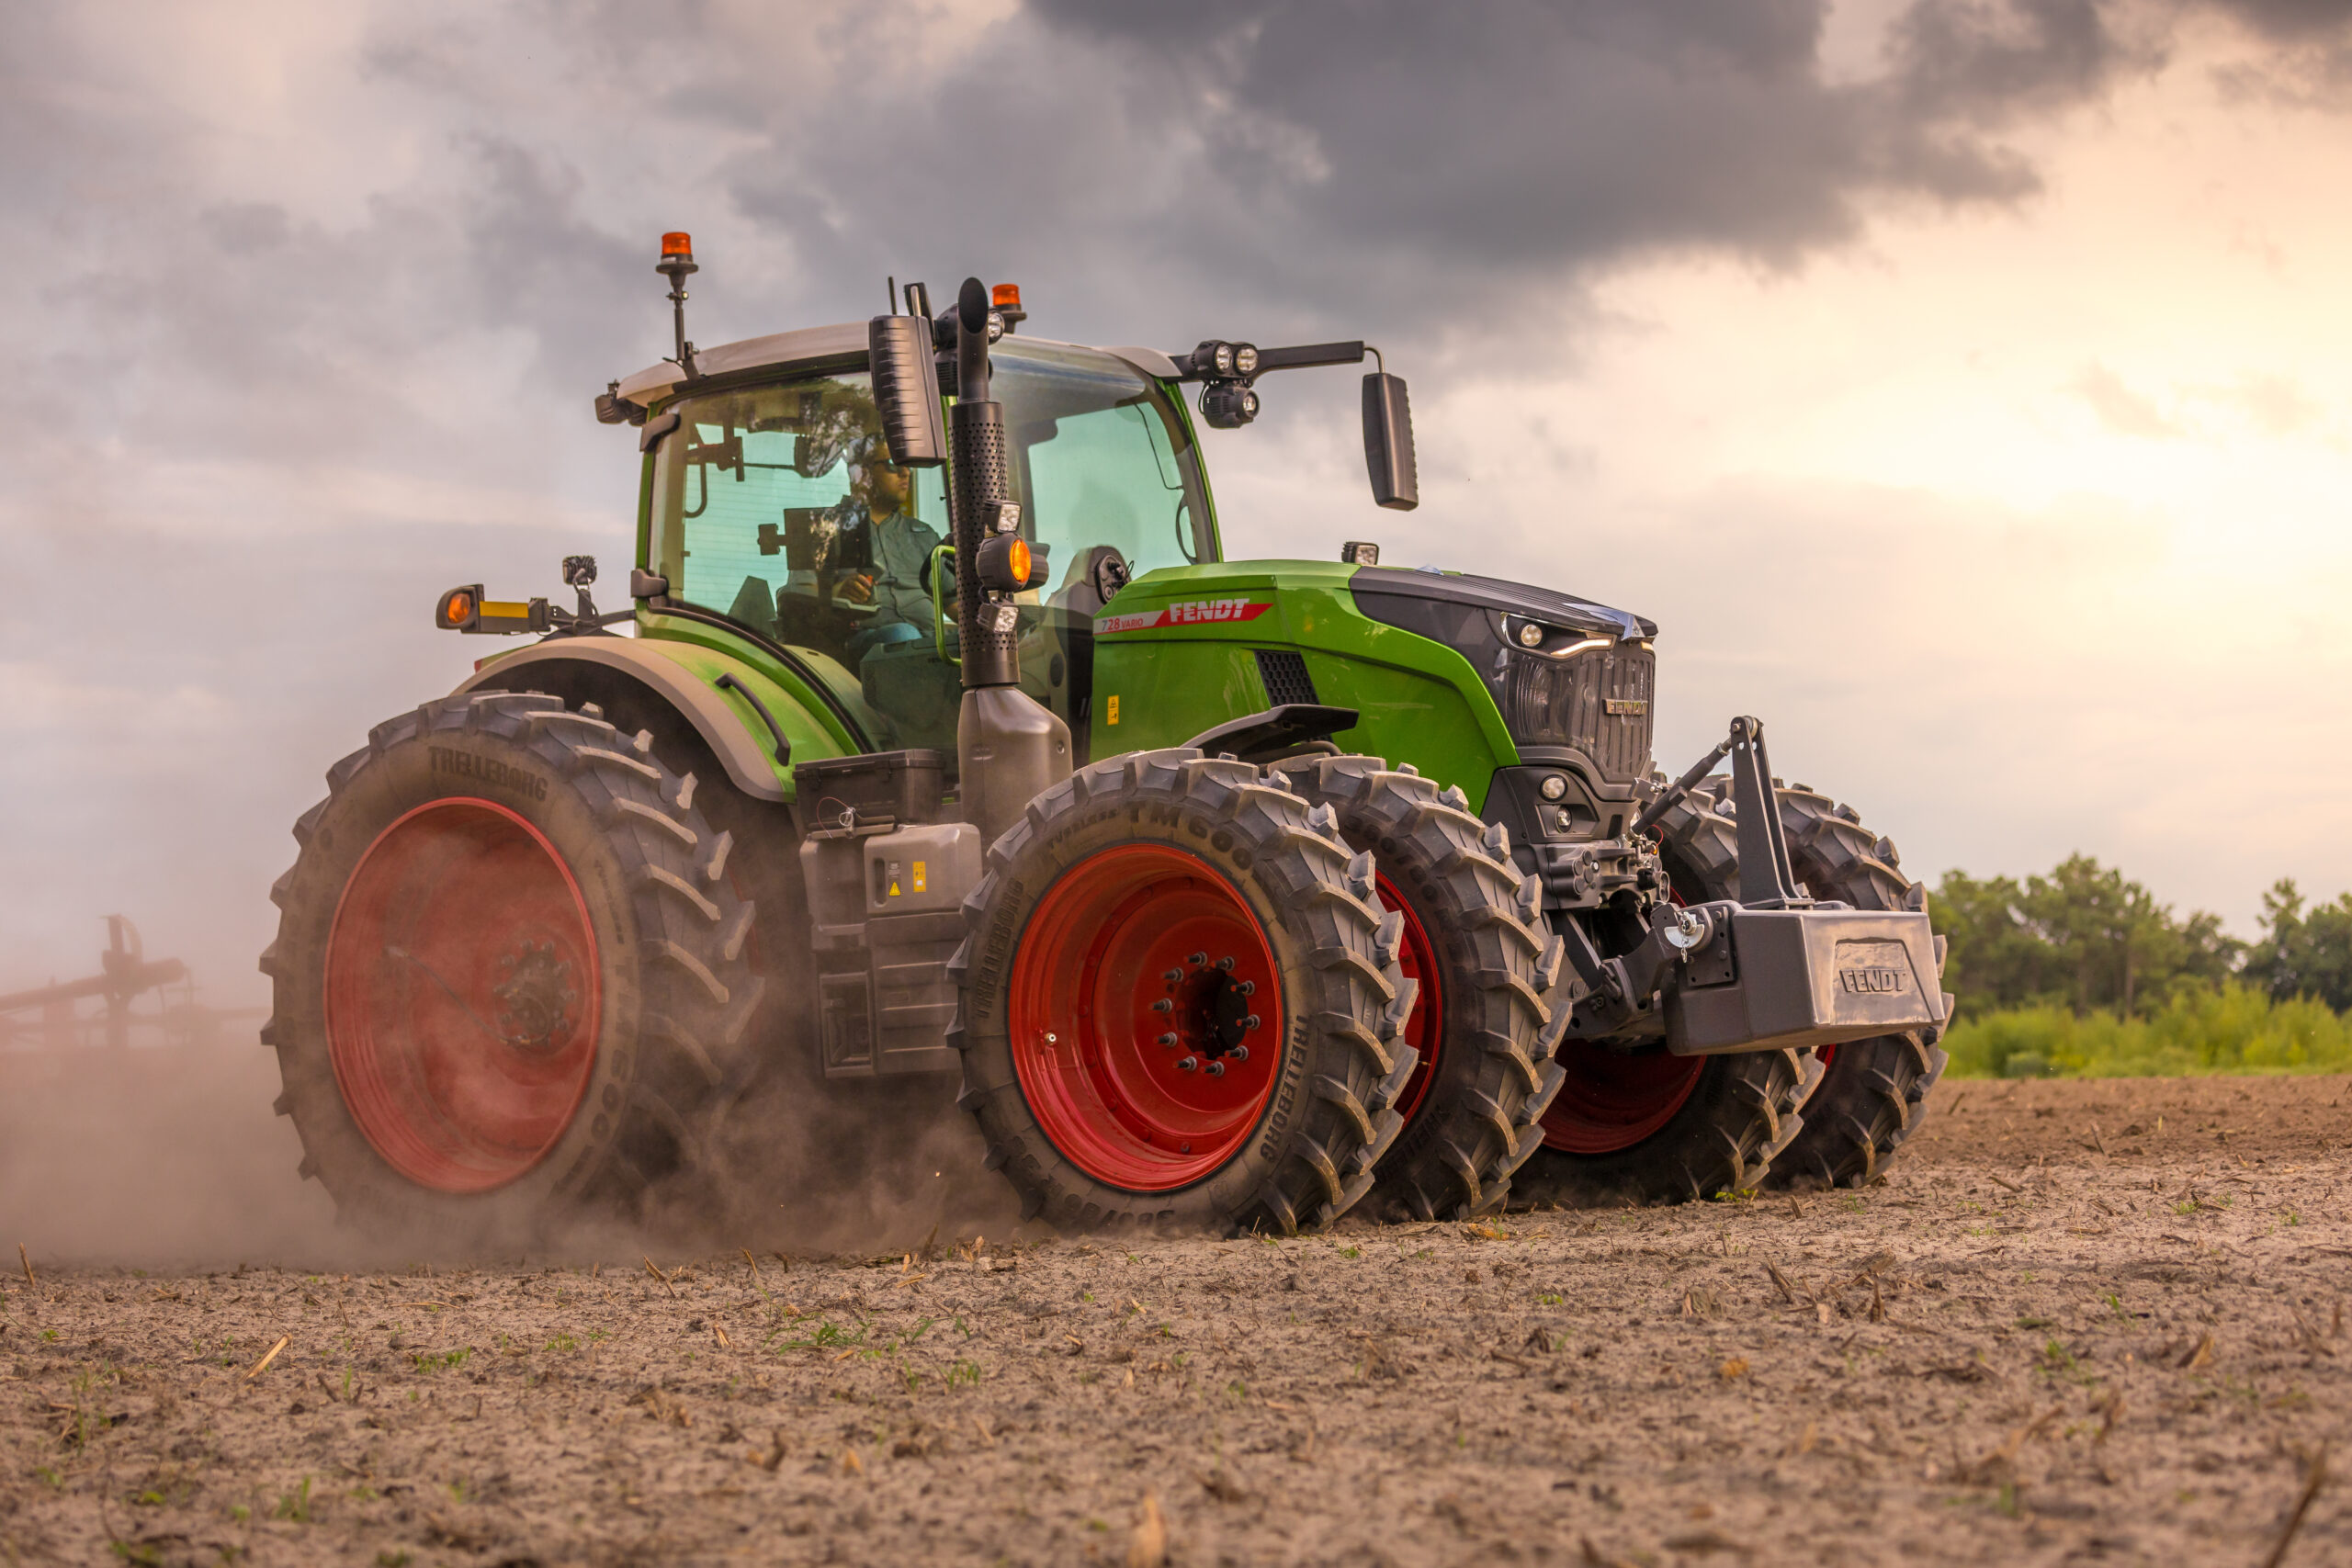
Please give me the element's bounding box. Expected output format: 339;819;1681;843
866;506;944;626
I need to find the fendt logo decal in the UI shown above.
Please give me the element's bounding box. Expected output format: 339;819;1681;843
1834;939;1911;998
1096;600;1273;636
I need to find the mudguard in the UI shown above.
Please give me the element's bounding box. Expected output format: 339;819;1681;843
453;637;845;803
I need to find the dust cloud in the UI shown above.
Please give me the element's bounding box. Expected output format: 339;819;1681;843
0;1043;341;1269
693;1073;1023;1261
0;1036;1022;1274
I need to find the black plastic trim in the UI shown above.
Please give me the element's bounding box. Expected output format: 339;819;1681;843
1351;567;1655;640
1181;704;1360;761
642;601;875;754
714;671;793;765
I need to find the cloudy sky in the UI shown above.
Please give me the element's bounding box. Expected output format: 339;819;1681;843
6;0;2351;1003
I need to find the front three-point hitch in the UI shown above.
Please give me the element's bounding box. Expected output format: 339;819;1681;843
1560;716;1953;1057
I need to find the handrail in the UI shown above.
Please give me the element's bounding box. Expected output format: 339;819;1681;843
929;543;960;667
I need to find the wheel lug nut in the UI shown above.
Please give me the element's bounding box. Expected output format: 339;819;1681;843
1158;1033;1179;1047
1204;1060;1227;1077
1238;980;1254;996
1187;952;1207;965
1163;968;1183;983
1215;955;1236;972
1151;999;1172;1013
1229;1045;1249;1064
1243;1014;1260;1032
1177;1055;1200;1072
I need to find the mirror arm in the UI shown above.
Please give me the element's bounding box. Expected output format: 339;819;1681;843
1163;340;1368;383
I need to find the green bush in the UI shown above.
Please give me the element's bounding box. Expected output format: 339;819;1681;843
1944;982;2352;1078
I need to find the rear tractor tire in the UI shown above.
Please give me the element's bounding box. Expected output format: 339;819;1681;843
948;749;1419;1235
1510;785;1818;1207
259;691;763;1245
1270;755;1566;1220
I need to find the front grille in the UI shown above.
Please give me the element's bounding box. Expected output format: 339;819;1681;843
1254;649;1318;707
1501;644;1655;784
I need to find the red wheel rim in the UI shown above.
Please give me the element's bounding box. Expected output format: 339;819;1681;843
1009;844;1284;1192
1540;1041;1703;1153
325;798;602;1194
1375;873;1443;1125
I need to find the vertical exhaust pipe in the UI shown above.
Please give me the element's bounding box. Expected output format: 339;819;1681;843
945;277;1070;843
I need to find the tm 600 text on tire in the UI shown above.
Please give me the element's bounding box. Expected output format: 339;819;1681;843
1510;786;1819;1206
260;691;763;1245
949;749;1419;1235
1269;755;1567;1220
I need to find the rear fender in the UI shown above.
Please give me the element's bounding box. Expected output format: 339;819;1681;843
454;638;847;802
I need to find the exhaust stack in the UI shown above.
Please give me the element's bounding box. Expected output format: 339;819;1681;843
944;276;1070;844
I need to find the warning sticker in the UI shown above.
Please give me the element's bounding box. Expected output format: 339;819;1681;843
1096;599;1273;636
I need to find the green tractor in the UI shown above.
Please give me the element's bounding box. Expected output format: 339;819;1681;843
259;238;1951;1239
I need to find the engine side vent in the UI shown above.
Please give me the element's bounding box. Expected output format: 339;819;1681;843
1253;649;1318;708
1501;643;1655;784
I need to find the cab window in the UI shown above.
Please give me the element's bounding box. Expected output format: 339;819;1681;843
646;370;958;751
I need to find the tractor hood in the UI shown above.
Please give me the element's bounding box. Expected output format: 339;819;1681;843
1346;567;1656;647
1344;566;1659;793
1088;559;1659;810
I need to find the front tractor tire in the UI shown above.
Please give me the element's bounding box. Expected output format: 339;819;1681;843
1270;755;1566;1220
949;750;1419;1235
1726;781;1950;1190
260;691;763;1244
1511;786;1818;1207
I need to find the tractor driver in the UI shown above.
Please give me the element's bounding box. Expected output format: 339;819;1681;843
833;440;943;637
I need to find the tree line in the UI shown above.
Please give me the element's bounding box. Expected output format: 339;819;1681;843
1930;855;2352;1021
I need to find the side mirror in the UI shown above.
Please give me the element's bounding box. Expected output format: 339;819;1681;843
867;314;946;468
1362;372;1418;511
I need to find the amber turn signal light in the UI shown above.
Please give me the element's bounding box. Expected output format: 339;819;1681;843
435;585;481;631
435;584;549;635
974;533;1039;593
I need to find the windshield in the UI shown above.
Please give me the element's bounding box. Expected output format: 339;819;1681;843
993;342;1214;601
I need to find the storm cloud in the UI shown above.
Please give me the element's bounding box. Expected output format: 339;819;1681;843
3;0;2348;999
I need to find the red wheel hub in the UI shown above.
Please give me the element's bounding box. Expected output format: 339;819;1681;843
324;798;602;1193
1375;874;1443;1124
1009;844;1283;1192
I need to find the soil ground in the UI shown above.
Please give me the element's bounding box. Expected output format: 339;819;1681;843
3;1070;2349;1567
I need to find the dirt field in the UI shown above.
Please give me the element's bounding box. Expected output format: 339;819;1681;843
4;1071;2348;1567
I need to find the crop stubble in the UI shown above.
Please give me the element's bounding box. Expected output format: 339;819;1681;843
2;1075;2347;1566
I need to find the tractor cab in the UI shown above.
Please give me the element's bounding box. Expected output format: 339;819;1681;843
628;327;1216;766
